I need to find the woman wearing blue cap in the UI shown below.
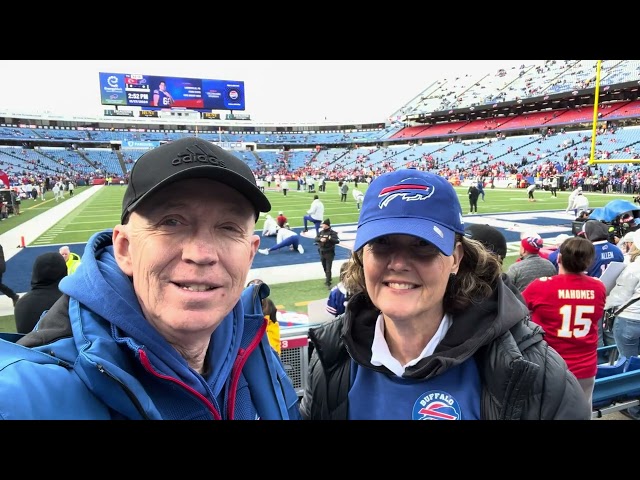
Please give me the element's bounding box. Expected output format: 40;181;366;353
299;168;591;420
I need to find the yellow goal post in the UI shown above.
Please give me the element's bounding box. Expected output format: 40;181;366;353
589;59;639;165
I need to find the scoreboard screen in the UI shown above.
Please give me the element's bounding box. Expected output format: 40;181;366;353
99;72;245;111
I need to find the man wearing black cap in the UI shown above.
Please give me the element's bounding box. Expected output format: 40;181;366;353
465;223;524;300
579;220;624;278
0;137;301;420
464;224;507;263
315;218;340;289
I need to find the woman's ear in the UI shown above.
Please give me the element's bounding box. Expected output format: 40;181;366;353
451;240;464;274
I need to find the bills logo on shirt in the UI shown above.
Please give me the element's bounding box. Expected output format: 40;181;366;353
413;390;461;420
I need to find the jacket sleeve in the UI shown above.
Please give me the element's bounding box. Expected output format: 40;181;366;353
605;267;640;310
298;350;320;420
328;230;340;246
326;289;340;316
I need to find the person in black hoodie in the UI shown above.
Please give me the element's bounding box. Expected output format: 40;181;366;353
14;251;67;334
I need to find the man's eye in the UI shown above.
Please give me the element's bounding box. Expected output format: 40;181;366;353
160;218;181;227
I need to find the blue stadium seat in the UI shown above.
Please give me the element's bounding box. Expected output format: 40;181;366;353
597;355;628;378
625;355;640;372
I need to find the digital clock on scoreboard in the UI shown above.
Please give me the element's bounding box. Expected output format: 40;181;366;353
127;91;150;105
100;72;245;111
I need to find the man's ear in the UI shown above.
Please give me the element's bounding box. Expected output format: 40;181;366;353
112;225;133;276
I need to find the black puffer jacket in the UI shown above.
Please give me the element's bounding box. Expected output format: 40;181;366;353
299;278;591;420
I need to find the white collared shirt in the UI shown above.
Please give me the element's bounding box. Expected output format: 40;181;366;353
370;313;452;377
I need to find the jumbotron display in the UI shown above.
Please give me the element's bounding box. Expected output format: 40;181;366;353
98;72;245;111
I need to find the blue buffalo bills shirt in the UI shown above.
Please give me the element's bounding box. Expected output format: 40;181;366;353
347;313;482;419
348;359;482;420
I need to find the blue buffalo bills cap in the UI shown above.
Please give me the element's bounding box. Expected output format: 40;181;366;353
353;169;465;255
122;136;270;223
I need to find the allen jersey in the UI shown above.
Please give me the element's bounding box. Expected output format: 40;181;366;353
522;273;606;379
588;240;624;278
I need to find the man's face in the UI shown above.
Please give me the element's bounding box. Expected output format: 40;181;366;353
60;250;69;261
112;178;259;341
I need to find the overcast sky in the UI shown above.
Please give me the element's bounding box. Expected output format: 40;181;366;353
0;60;539;123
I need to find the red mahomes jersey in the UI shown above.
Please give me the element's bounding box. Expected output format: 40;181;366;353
522;273;606;379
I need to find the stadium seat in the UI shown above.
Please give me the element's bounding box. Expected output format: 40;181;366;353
626;355;640;372
597;355;628;378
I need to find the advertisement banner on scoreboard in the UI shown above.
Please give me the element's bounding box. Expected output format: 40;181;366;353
99;73;245;111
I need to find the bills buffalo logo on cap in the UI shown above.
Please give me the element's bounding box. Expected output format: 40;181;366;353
377;177;435;209
353;169;464;255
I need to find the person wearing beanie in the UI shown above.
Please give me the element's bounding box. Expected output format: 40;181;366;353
14;252;68;334
300;168;590;420
505;234;557;292
315;218;340;288
620;230;637;264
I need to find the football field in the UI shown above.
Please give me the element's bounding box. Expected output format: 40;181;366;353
0;181;635;334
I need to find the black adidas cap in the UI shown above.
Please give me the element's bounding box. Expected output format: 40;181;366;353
121;137;271;223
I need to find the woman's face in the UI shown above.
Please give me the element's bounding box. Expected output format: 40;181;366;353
362;234;463;324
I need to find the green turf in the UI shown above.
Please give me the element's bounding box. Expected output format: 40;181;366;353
0;181;634;333
0;187;90;237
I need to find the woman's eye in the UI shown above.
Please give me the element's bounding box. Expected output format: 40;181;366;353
372;236;391;245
